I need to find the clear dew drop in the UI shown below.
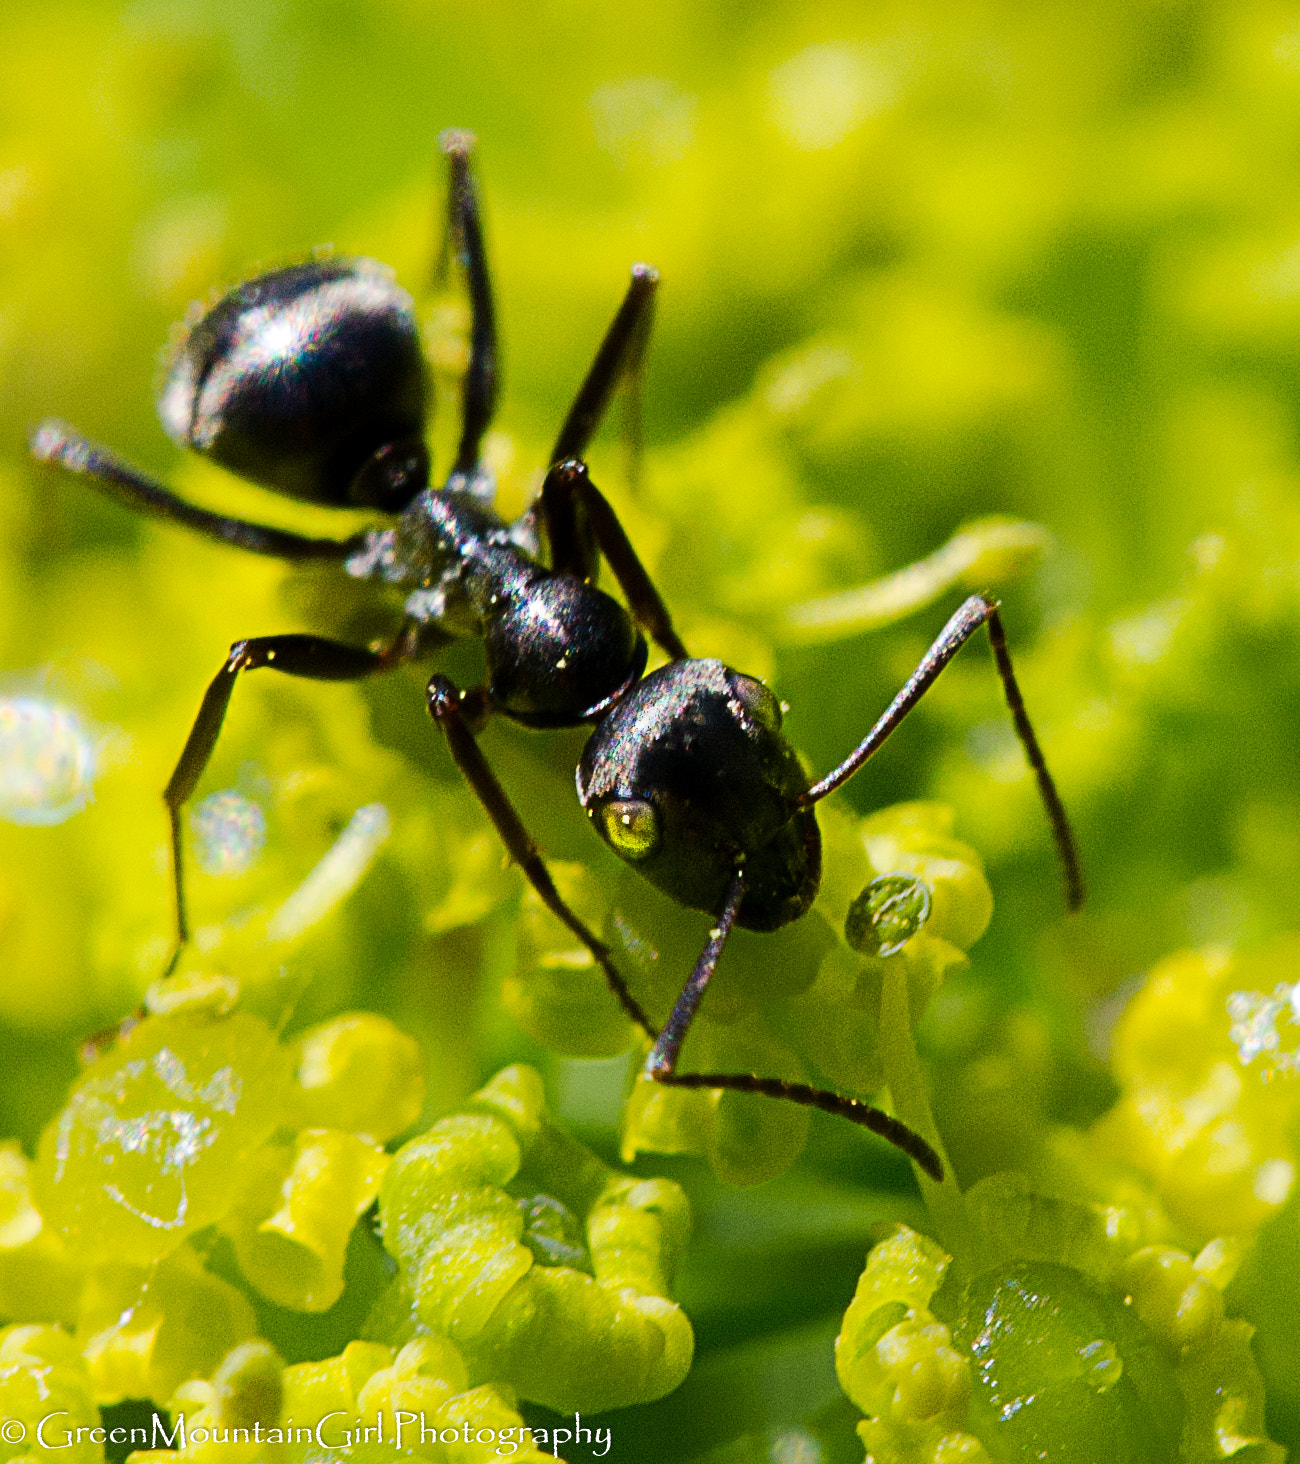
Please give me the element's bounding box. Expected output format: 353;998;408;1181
844;872;932;956
769;1428;821;1464
190;789;267;876
0;694;98;825
1078;1337;1122;1393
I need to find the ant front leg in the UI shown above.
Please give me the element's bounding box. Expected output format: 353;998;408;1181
540;459;688;661
518;265;660;567
163;626;419;973
645;866;945;1180
426;673;659;1039
800;593;1085;911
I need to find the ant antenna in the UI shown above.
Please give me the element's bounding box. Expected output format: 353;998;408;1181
644;868;945;1180
797;594;1084;912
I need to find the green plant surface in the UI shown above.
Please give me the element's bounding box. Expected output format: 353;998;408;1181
5;1;1300;1459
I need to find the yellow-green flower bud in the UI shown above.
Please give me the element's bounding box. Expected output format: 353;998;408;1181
78;1246;257;1405
0;1143;81;1328
377;1065;692;1413
220;1128;389;1311
290;1014;425;1142
1121;1245;1225;1351
0;1325;100;1464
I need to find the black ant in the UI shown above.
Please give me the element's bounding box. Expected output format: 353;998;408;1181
31;133;1083;1182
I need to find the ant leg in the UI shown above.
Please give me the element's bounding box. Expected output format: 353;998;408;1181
540;460;688;661
426;672;658;1040
550;264;658;469
521;266;660;573
797;593;1085;911
30;422;362;561
163;627;419;971
439;131;499;477
646;867;944;1179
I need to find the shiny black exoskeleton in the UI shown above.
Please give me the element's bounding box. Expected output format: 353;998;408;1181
160;259;431;511
578;660;820;931
32;134;1084;1182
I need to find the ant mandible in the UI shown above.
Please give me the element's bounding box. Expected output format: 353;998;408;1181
31;133;1084;1183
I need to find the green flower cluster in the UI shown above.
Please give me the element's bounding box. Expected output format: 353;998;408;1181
0;986;692;1463
371;1065;692;1414
836;1179;1280;1464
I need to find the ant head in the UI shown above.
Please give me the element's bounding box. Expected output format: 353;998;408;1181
158;259;430;513
577;659;821;932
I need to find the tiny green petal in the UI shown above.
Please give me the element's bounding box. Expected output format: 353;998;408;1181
205;1339;285;1431
836;1226;952;1416
221;1128;389;1311
159;1340;285;1464
0;1325;100;1464
78;1246;256;1405
282;1339;397;1420
355;1334;468;1417
290;1013;425;1142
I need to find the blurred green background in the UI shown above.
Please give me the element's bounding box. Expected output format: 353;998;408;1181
6;0;1300;1457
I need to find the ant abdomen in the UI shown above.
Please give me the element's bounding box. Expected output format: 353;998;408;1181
159;258;430;512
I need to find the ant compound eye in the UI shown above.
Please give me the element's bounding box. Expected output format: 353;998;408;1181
845;874;932;957
596;799;661;861
729;674;783;735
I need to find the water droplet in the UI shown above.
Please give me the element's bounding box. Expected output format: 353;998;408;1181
516;1193;592;1273
190;790;267;876
1079;1338;1122;1392
769;1429;821;1464
845;873;931;955
0;695;98;825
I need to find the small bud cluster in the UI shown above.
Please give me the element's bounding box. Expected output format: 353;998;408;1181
0;989;693;1461
837;1183;1281;1464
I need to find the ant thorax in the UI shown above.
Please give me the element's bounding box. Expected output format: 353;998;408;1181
347;484;648;728
345;486;520;636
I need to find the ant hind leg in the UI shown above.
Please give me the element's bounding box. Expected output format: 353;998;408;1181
30;423;363;561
